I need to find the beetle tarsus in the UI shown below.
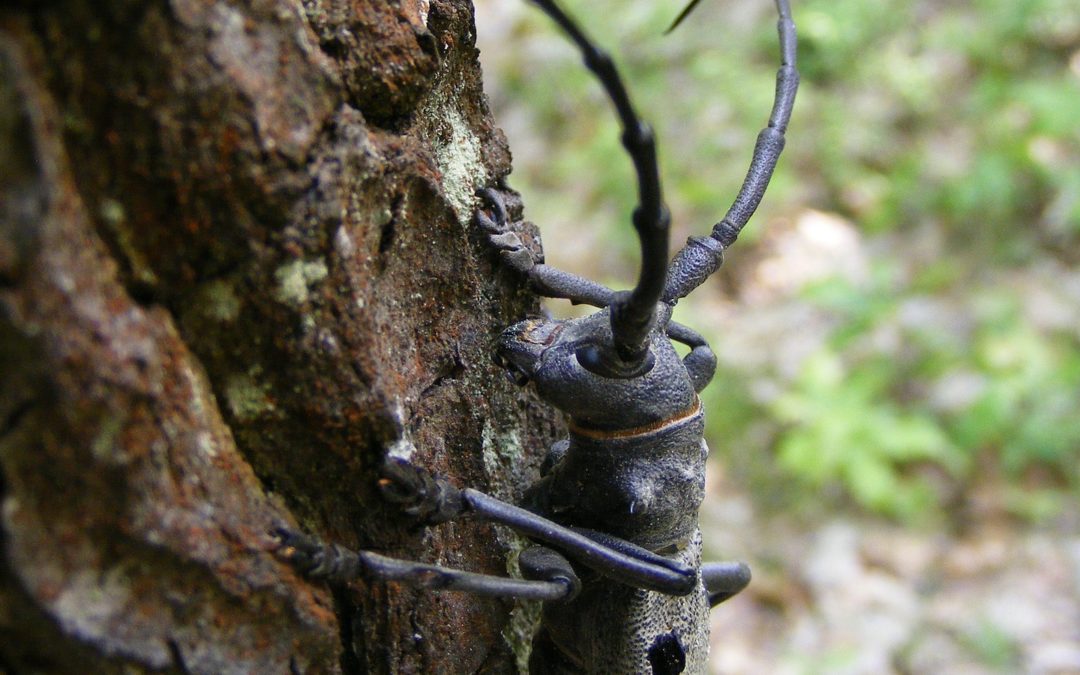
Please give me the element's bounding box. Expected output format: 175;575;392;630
273;528;363;583
378;458;465;525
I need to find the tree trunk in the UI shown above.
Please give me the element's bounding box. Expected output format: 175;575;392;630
0;1;557;672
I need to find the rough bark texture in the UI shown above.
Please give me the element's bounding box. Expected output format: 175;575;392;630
0;0;558;672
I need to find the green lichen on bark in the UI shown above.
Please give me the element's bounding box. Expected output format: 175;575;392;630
1;1;553;673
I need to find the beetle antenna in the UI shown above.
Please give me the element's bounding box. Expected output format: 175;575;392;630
664;0;703;35
529;0;670;376
663;0;798;303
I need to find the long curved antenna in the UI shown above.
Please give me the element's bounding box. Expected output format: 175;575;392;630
529;0;670;375
663;0;799;303
665;0;704;35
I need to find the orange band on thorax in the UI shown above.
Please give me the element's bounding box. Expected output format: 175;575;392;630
568;398;703;441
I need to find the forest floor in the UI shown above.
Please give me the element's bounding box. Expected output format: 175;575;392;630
703;482;1080;674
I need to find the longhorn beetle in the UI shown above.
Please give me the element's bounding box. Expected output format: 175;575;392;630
275;0;798;672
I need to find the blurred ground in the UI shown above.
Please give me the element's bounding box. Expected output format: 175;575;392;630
474;0;1080;672
702;466;1080;673
695;216;1080;673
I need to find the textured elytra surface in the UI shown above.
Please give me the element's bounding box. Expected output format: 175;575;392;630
0;1;558;672
535;531;709;674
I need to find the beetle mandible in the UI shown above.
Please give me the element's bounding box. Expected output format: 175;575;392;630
275;1;798;672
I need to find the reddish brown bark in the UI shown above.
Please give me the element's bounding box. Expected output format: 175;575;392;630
0;1;556;672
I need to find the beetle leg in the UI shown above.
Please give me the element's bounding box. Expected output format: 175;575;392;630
701;561;752;606
666;321;717;393
476;187;615;307
273;529;575;601
379;458;698;595
539;439;570;477
475;187;538;275
519;545;581;600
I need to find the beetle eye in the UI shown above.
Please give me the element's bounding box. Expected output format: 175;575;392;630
574;343;604;374
575;342;656;379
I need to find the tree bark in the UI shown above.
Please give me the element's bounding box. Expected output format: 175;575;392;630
0;0;557;672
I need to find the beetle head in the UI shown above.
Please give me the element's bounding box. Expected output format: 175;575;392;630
495;305;695;430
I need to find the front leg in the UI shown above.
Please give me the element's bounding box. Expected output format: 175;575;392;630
666;320;717;393
274;458;582;600
379;459;697;594
476;187;615;308
280;459;698;595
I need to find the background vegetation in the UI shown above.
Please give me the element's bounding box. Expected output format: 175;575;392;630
477;0;1080;525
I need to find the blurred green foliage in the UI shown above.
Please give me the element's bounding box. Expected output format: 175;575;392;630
480;0;1080;522
960;618;1023;670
